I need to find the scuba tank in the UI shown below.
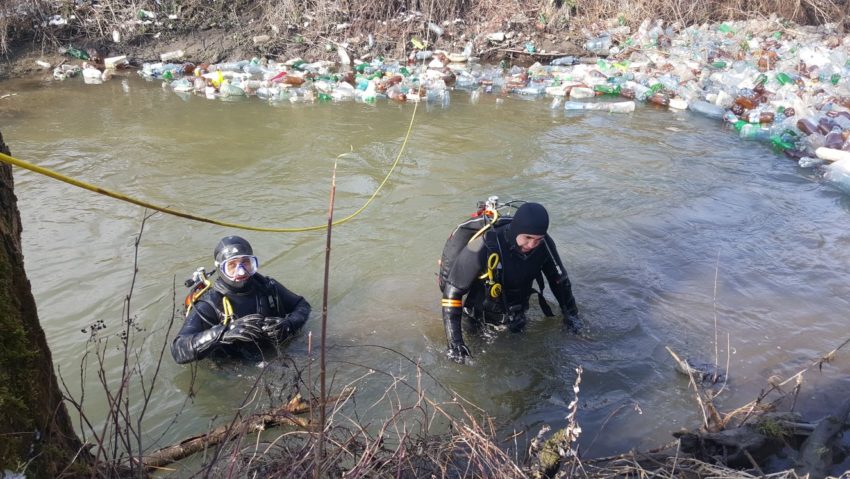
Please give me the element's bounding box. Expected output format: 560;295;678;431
437;196;524;293
183;266;215;317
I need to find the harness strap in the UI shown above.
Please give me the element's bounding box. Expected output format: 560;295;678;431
185;277;213;317
535;273;555;317
222;296;235;325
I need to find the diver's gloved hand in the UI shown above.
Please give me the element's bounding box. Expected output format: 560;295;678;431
262;316;294;342
220;318;264;344
563;314;583;335
507;308;528;333
447;340;471;364
187;324;226;358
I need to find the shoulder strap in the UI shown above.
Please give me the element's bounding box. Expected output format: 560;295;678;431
536;235;561;317
193;290;225;326
535;272;554;317
254;274;282;316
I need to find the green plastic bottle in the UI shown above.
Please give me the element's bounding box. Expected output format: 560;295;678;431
593;84;620;95
770;134;794;151
62;46;89;60
733;119;746;133
775;72;792;86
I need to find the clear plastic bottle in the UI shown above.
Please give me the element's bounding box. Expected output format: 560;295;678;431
564;100;635;113
584;35;612;55
689;100;726;119
739;123;770;141
569;86;595;99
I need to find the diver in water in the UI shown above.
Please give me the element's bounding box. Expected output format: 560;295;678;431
171;235;311;364
440;202;580;363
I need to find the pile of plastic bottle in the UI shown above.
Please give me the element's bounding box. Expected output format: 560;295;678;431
59;16;850;193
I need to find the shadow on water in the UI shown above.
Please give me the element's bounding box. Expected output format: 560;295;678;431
4;73;850;460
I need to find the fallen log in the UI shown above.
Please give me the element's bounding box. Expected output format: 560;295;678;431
136;393;333;471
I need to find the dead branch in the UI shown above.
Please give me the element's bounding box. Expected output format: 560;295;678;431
136;393;340;470
666;346;724;431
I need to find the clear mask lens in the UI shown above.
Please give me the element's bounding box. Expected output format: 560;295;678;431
219;255;259;281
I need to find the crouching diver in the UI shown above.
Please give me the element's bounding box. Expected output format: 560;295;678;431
171;235;311;365
440;202;580;363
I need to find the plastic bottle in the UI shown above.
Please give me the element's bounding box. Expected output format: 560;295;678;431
824;128;845;149
550;56;578;66
593;84;620;95
386;85;407;102
569;86;595;99
824;158;850;194
689;100;726;119
564;101;635;113
816;147;850;163
769;134;795;151
796;118;819;136
734;96;756;110
668;98;688;110
739;123;770;141
584;35;612;55
61;46;90;60
775;72;793;86
746;110;774;124
647;92;670;107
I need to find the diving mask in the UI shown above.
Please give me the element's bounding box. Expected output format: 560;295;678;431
219;255;259;281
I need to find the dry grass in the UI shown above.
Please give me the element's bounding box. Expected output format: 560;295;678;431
1;0;847;58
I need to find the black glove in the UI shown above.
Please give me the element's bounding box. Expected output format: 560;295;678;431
185;324;226;359
506;306;527;333
563;314;583;335
220;317;264;344
447;340;471;364
262;316;294;342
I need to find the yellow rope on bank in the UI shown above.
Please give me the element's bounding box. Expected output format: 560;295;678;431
0;98;420;233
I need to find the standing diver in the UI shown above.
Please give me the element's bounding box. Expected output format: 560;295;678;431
439;201;580;363
171;235;311;364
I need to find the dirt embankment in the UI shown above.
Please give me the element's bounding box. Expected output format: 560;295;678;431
1;1;588;81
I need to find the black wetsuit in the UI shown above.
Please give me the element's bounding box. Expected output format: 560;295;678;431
171;274;311;364
441;226;578;353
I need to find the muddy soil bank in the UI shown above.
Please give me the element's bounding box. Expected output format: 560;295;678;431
0;12;585;80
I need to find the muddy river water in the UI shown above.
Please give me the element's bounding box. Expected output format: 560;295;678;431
2;72;850;462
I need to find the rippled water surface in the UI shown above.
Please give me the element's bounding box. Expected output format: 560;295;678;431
3;73;850;463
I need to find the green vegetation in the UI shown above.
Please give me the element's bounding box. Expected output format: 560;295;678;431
757;416;791;441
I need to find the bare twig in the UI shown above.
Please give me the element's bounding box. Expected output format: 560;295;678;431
316;154;339;478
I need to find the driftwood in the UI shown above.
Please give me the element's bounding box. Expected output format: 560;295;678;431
674;421;784;469
136;393;325;471
795;397;850;479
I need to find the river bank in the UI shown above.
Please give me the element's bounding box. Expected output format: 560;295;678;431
6;8;850;196
4;1;850;477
